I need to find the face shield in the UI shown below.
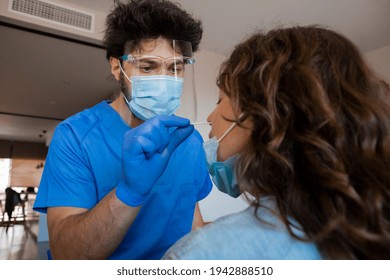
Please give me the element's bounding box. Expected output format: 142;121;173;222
120;38;198;122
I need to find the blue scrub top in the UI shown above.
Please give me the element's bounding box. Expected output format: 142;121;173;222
34;100;212;259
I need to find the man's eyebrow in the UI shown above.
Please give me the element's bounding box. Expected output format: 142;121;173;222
139;58;159;64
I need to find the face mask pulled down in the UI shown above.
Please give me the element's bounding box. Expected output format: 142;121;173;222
119;63;184;120
203;121;241;198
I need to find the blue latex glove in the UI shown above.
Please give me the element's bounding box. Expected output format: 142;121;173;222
116;115;194;207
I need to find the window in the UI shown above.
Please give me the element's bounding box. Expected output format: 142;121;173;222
0;158;11;193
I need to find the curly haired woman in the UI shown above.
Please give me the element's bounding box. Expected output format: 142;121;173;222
163;26;390;260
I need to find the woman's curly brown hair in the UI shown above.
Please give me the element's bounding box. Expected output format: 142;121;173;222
217;25;390;259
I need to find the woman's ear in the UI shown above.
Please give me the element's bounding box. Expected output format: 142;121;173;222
109;57;121;81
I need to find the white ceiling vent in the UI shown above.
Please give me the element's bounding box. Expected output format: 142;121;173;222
8;0;94;32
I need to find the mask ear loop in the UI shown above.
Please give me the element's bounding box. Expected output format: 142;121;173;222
118;60;133;83
118;60;133;104
217;122;237;143
217;113;245;143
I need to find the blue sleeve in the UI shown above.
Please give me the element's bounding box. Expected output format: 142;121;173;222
197;172;212;201
33;123;97;213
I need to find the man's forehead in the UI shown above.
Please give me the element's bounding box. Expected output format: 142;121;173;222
124;38;193;58
135;38;177;56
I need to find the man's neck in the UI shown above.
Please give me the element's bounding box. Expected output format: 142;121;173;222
110;94;144;128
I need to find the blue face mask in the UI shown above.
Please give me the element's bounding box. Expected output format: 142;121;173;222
203;122;241;198
120;63;184;120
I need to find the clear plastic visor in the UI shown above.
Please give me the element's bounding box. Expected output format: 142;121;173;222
121;39;194;78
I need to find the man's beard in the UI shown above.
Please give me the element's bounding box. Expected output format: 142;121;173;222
119;72;131;100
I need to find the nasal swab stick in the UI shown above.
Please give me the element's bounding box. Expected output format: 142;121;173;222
190;122;210;126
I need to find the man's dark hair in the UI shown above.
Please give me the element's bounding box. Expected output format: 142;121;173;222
103;0;203;60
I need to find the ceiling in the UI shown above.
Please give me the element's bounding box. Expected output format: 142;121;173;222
0;24;117;144
1;0;390;144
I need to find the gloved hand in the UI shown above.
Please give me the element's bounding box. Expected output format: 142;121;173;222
116;115;194;207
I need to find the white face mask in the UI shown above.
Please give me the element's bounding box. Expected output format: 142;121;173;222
119;63;184;120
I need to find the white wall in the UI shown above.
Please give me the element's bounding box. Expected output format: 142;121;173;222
365;45;390;84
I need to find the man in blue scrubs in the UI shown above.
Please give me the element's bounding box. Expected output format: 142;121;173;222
33;0;212;259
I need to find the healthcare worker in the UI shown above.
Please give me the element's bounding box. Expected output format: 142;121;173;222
33;0;212;260
163;26;390;259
